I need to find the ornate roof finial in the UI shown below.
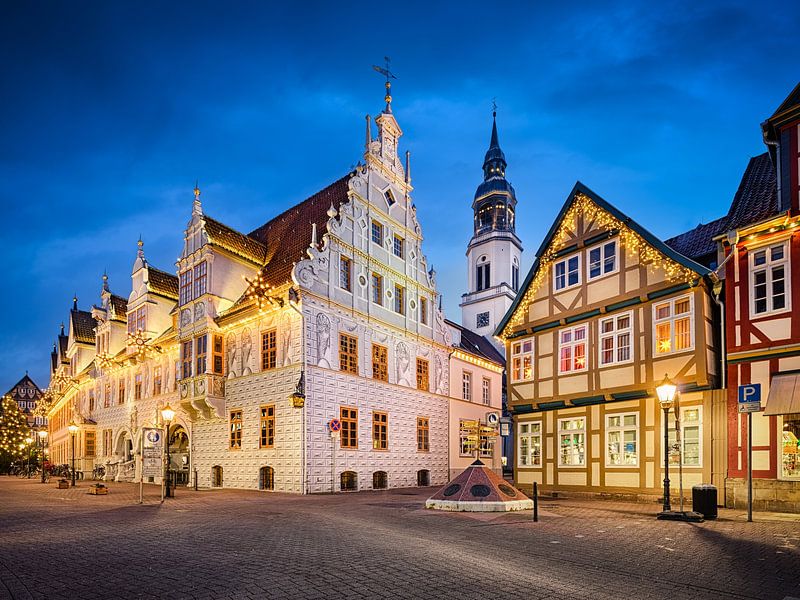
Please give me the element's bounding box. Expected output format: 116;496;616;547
193;181;203;216
327;203;338;219
102;270;109;292
60;322;65;335
372;56;397;113
137;236;144;259
405;150;411;184
365;114;372;151
310;222;318;248
72;295;78;311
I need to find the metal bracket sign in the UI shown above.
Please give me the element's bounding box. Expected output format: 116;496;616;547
142;427;163;478
737;383;762;413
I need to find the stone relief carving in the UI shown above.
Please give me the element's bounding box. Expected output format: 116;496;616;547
194;301;205;321
226;333;238;379
280;314;291;366
315;313;332;368
180;308;192;327
129;406;138;434
395;341;412;387
435;353;448;396
241;328;252;376
296;264;315;287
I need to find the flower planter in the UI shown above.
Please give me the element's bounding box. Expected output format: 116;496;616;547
89;484;108;495
57;480;69;489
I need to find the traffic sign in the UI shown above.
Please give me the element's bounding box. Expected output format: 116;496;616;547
328;418;342;432
738;383;762;413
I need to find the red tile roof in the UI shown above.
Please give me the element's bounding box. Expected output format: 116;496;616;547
203;215;267;265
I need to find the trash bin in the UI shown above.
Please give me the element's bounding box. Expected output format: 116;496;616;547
692;484;717;519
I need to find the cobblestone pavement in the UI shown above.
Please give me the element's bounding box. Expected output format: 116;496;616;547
0;477;798;600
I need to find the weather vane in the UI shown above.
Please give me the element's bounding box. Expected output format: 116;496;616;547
492;97;497;116
372;56;397;110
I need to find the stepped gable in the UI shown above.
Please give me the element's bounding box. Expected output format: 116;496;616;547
426;460;532;512
246;173;352;289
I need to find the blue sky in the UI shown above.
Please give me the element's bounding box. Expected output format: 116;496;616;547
1;0;798;389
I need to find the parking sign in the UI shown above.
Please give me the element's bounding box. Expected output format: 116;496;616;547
737;384;762;413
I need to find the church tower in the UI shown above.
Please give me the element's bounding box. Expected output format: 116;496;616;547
460;112;523;340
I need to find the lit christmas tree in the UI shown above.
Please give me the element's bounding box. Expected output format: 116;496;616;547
0;394;32;473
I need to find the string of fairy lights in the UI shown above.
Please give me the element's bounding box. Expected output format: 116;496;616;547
243;271;284;312
501;192;700;339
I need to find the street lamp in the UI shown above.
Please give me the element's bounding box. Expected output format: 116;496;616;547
655;375;703;522
656;375;677;515
161;404;175;498
68;421;79;487
24;436;33;478
37;430;48;483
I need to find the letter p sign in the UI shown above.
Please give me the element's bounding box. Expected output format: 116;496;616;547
737;383;762;413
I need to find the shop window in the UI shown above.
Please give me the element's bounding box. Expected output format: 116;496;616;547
782;414;800;479
372;471;388;490
511;339;534;382
518;422;542;467
668;407;702;466
606;413;638;466
340;471;357;491
558;417;586;466
459;420;474;456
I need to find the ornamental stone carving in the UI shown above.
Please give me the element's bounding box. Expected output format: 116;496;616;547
395;341;412;387
315;313;332;368
241;328;252;375
226;333;238;378
180;308;192;327
194;301;205;321
280;314;292;366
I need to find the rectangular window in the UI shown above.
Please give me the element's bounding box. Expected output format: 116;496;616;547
416;358;429;391
512;265;520;291
416;417;429;452
371;221;383;246
420;296;428;325
340;407;357;449
118;379;125;405
195;334;207;375
229;410;242;450
88;390;95;413
511;339;534;382
193;261;207;298
182;340;193;379
261;330;277;371
780;415;800;479
751;241;789;315
153;366;162;396
393;235;404;259
339;333;358;375
462;371;472;401
371;272;383;305
518;422;542;467
554;255;580;291
476;263;491;291
212;334;224;375
559;324;588;373
104;383;111;408
174;360;180;389
668;407;702;467
134;373;142;400
599;312;633;366
85;431;95;457
558;417;586;466
394;284;405;315
127;313;136;335
259;405;275;448
103;429;112;456
179;269;193;306
372;344;388;381
136;306;146;332
654;295;694;355
372;411;388;450
588;240;617;280
606;413;638;466
482;378;491;405
339;255;352;291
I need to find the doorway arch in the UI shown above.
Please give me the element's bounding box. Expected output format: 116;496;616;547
372;471;387;489
416;469;430;486
259;466;275;490
212;465;223;488
340;471;357;491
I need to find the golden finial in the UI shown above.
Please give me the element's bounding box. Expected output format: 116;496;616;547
372;56;396;112
194;180;201;200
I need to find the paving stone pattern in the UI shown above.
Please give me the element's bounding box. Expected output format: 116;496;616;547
0;478;798;599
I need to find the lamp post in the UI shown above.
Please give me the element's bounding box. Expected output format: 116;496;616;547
67;421;79;487
37;430;48;483
24;436;33;478
656;375;677;515
161;404;175;498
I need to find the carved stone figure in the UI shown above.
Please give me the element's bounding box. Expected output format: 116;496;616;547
435;353;446;395
281;314;291;366
130;406;138;434
241;328;252;375
180;308;192;327
226;333;238;379
396;341;412;387
316;313;331;368
194;301;205;321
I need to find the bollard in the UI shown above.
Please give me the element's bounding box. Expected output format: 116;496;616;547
533;481;539;522
194;468;198;491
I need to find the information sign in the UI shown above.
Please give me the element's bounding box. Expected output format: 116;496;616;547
737;384;762;413
142;428;163;478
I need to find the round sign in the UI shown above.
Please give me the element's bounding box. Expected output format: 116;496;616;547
328;418;342;432
486;412;500;427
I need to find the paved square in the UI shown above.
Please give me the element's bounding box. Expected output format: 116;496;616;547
0;478;798;599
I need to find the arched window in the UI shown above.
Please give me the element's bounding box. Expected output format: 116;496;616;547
212;466;223;488
259;466;274;491
372;471;388;489
341;471;357;491
416;469;430;487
